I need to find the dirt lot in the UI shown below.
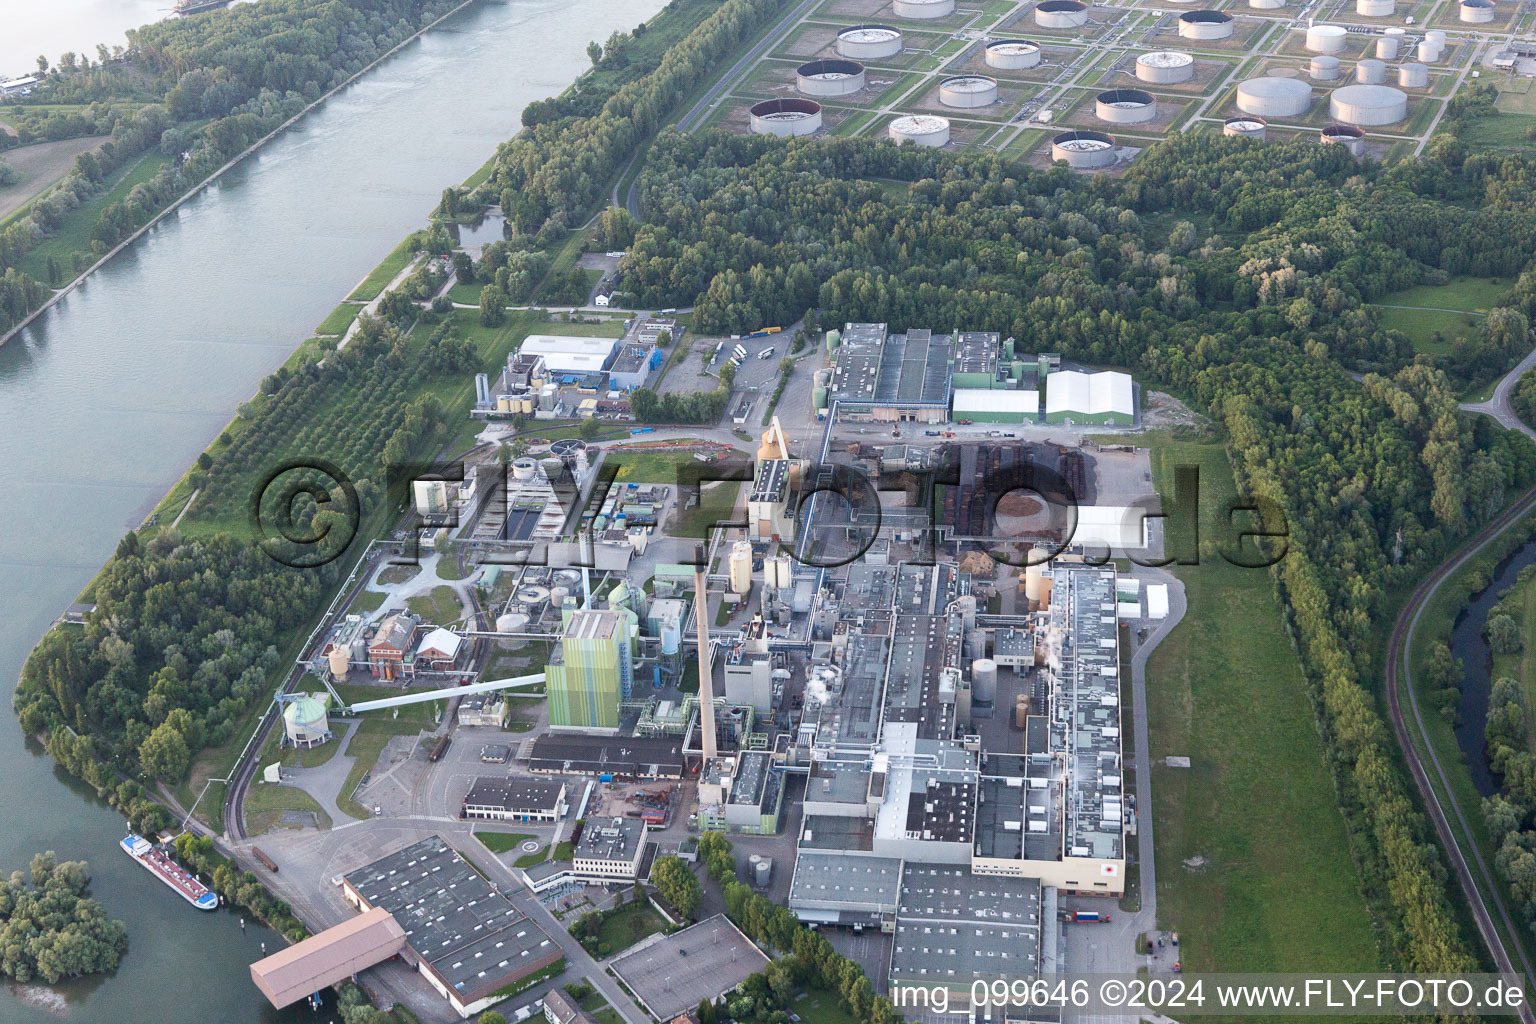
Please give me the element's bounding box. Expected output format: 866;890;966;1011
0;134;108;221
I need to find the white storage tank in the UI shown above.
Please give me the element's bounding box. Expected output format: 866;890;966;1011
1310;55;1342;79
939;75;999;107
754;857;772;886
512;458;537;482
1426;29;1447;45
730;540;754;595
1096;88;1157;123
1306;24;1348;52
1178;10;1234;38
327;646;350;682
894;0;955;15
972;658;999;704
837;24;904;59
1398;62;1428;87
1248;0;1285;9
1356;58;1387;83
1034;0;1089;28
797;59;866;96
1223;115;1268;138
283;695;330;750
1135;50;1195;83
1236;76;1313;116
1320;123;1366;154
1376;35;1399;59
1417;39;1443;62
1356;0;1394;15
1329;83;1407;124
496;612;529;650
985;39;1043;69
749;98;823;136
1050;129;1118;168
1460;0;1495;20
1024;564;1045;602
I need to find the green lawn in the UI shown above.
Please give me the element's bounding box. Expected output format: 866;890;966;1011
672;479;744;538
347;234;421;301
790;989;861;1024
316;302;362;336
533;318;630;339
1377;275;1508;312
352;590;386;613
1372;305;1482;355
406;584;464;625
244;782;333;835
334;684;443;819
475;830;534;854
607;443;720;484
18;150;172;282
1146;439;1382;976
589;901;666;957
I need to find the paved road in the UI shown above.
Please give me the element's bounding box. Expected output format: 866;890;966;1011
1388;486;1536;1016
675;0;824;131
1462;344;1536;442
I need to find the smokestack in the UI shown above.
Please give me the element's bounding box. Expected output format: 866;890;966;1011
694;543;718;762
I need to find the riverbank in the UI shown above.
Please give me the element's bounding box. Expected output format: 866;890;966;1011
0;0;476;349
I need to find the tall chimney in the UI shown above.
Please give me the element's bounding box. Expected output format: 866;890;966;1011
694;543;718;762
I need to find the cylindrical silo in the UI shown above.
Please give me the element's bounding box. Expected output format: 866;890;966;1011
767;555;793;590
1135;50;1195;83
1178;10;1234;38
1356;0;1394;15
967;629;988;662
1095;88;1157;123
889;113;952;145
1356;58;1386;83
754;859;772;886
939;75;998;107
1249;0;1285;10
836;24;904;59
496;612;529;650
749;98;823;136
1236;76;1313;116
327;646;349;682
1310;55;1342;80
1426;29;1447;45
1460;0;1495;21
1417;39;1443;62
985;39;1043;69
730;540;753;594
1398;62;1428;87
1015;695;1029;728
1034;0;1089;28
1223;115;1268;138
1025;564;1044;602
512;457;537;482
1376;35;1399;59
1050;129;1117;168
893;0;955;17
1306;24;1348;52
1320;123;1366;155
1330;83;1407;124
797;59;866;96
972;658;999;704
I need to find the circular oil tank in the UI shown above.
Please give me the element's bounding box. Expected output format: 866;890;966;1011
797;58;866;96
1427;29;1447;44
1320;122;1366;154
1310;55;1342;79
327;646;350;682
1356;0;1394;15
1376;35;1399;59
1136;50;1195;83
836;24;904;59
1236;76;1313;116
1330;83;1407;124
1249;0;1285;10
1418;39;1443;62
893;0;955;16
889;113;951;146
1050;129;1117;168
1223;115;1268;138
985;39;1044;69
496;612;529;650
1398;61;1428;87
1096;87;1157;123
750;98;823;136
972;658;999;704
1306;24;1348;52
939;75;999;107
511;458;537;481
1035;0;1089;28
1356;58;1387;83
1178;10;1234;39
1461;0;1496;20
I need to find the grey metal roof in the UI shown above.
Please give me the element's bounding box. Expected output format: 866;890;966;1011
891;863;1042;990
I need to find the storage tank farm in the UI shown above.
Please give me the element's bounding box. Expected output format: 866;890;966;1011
1398;62;1428;88
836;24;903;59
985;39;1043;69
1330;83;1407;125
1135;50;1194;84
1460;0;1495;22
1095;88;1157;124
888;114;952;146
1248;0;1284;11
1178;10;1233;39
1376;35;1399;59
1320;123;1366;154
1356;58;1386;84
1306;24;1348;52
1223;115;1268;138
1356;0;1394;16
749;98;823;136
796;59;866;97
940;75;999;107
1050;129;1117;168
893;0;954;16
1310;55;1342;80
1236;76;1313;117
1034;0;1089;28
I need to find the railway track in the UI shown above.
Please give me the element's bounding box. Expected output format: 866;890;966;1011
1386;486;1536;1018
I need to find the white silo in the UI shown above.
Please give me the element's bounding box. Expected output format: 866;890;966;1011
1178;10;1234;38
1050;129;1118;168
766;555;793;590
512;458;538;482
1398;62;1428;87
749;98;823;136
1310;55;1342;80
1035;0;1089;28
888;114;951;146
1223;115;1268;138
971;658;999;704
985;39;1043;69
1135;50;1195;84
1417;39;1443;62
837;24;904;59
327;646;350;682
283;695;330;749
1236;76;1313;116
1426;29;1447;45
1356;0;1394;15
1330;83;1407;124
1306;24;1348;52
1024;564;1045;602
730;541;754;595
1096;88;1157;124
967;629;988;662
1249;0;1285;10
754;857;772;886
1376;36;1399;59
496;612;529;650
939;75;999;107
1356;58;1387;83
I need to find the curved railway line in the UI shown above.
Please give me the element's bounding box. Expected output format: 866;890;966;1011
1387;486;1536;1016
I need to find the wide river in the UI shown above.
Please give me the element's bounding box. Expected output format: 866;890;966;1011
0;0;659;1020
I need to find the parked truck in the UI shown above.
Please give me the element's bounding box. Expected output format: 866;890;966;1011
1061;910;1111;923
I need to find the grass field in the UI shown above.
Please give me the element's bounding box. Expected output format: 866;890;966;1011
244;782;333;835
1373;305;1481;355
1146;439;1382;976
1377;275;1508;312
0;135;108;223
347;234;420;301
407;584;464;625
475;830;534;854
18;150;172;282
607;443;717;484
672;479;744;538
790;989;861;1024
589;901;666;957
316;302;362;336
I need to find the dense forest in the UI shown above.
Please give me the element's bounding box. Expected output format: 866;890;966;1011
0;0;463;332
0;853;128;984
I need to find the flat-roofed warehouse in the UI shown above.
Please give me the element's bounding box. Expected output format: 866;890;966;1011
250;906;406;1009
610;915;771;1022
342;836;563;1018
829;323;953;423
518;335;620;377
526;734;687;778
889;863;1044;998
788;851;903;926
461;776;568;822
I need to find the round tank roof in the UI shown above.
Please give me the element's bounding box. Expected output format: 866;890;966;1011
987;39;1042;53
1137;50;1194;67
1240;76;1312;98
1311;23;1347;35
1331;83;1406;107
749;97;822;118
1225;116;1267;129
1097;87;1154;105
798;58;864;78
1052;129;1115;149
284;696;327;724
941;75;998;91
1037;0;1088;10
1179;9;1232;20
891;114;951;131
1322;123;1366;138
838;24;901;40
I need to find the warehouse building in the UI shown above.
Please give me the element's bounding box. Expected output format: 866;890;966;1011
525;733;687;778
1043;369;1134;424
888;863;1045;999
518;336;620;378
460;777;568;822
342;837;563;1018
250;907;406;1010
829;323;954;423
951;388;1039;422
787;851;903;927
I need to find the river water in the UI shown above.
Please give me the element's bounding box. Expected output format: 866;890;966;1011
1452;540;1536;797
0;0;657;1020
